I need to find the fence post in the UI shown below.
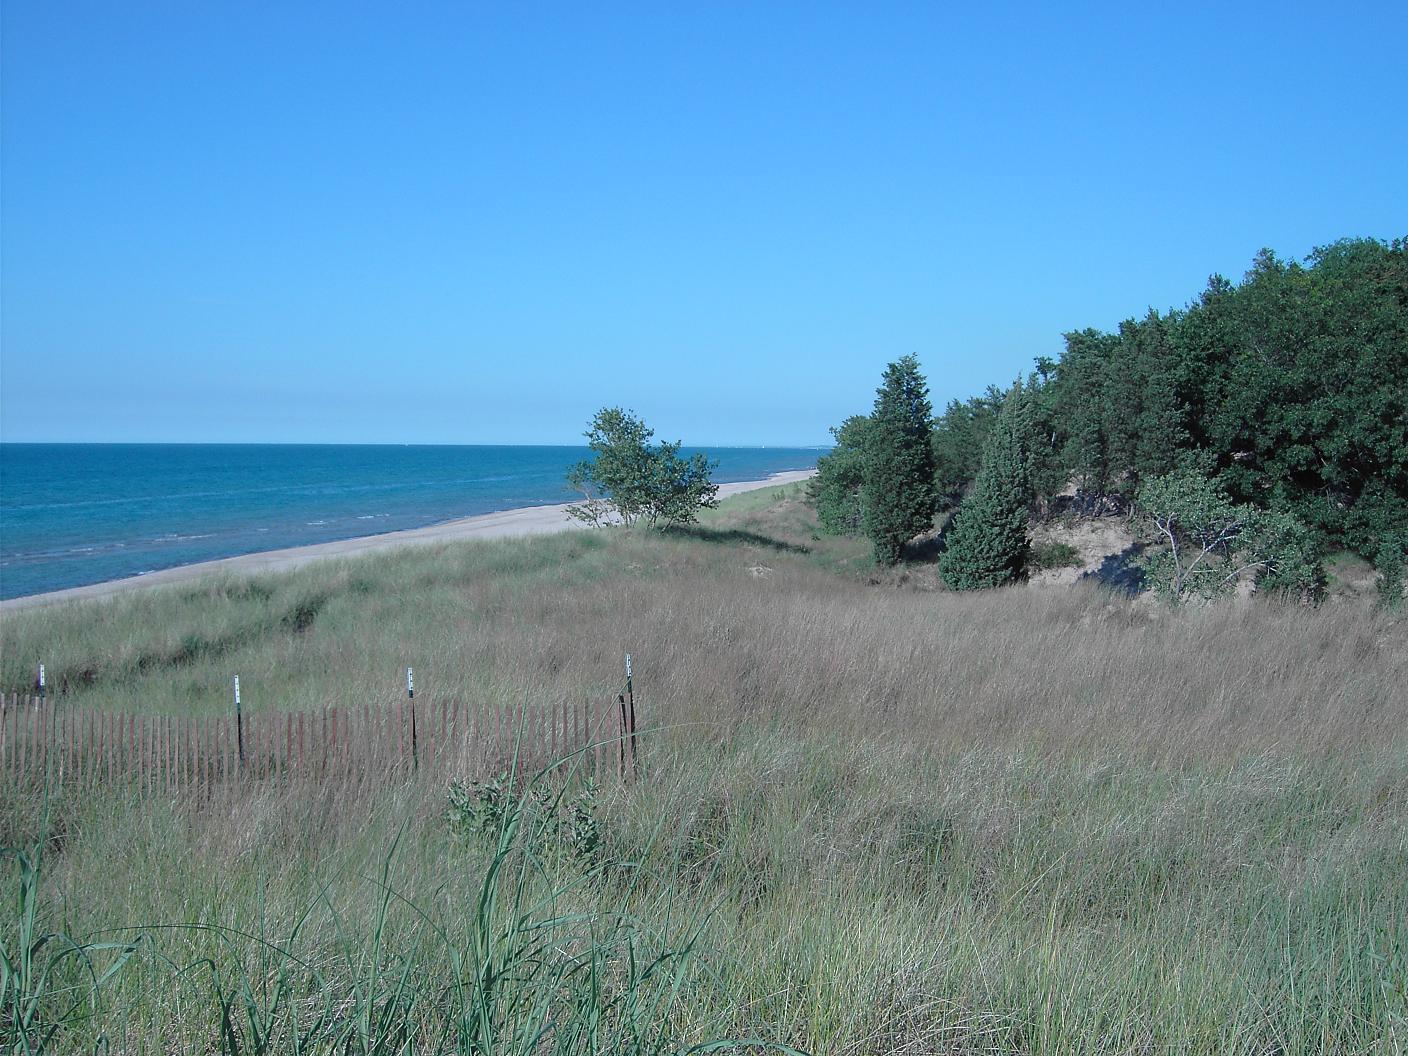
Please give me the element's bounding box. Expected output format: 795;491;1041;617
616;692;627;781
36;664;46;709
407;667;418;772
592;698;602;778
234;676;245;769
625;652;637;775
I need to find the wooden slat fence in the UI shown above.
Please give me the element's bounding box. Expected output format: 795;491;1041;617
0;693;635;793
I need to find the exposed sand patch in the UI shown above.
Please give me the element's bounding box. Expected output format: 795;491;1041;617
1028;517;1135;587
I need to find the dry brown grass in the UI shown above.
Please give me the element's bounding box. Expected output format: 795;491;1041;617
6;485;1402;760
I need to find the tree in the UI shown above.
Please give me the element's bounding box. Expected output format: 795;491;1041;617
809;415;870;535
939;387;1034;590
861;356;937;564
566;408;719;528
1135;465;1325;604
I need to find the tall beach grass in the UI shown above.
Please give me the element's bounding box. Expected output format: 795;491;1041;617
3;484;1406;1052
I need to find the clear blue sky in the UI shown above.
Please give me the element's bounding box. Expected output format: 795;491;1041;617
2;3;1404;446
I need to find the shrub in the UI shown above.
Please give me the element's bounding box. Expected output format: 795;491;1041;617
1029;541;1082;571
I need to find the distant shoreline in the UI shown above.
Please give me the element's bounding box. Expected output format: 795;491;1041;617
0;470;815;612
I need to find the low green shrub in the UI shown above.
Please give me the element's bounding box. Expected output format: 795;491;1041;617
1028;541;1082;570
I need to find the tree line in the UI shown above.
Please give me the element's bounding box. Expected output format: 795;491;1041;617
812;237;1408;604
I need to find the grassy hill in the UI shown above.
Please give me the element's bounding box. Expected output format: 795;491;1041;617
3;484;1406;1053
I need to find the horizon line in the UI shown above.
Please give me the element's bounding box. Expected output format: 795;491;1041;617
0;439;834;450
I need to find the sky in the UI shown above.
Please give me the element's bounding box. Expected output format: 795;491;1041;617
2;3;1404;446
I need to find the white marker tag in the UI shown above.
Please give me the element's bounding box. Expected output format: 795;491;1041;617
233;676;241;706
407;667;415;694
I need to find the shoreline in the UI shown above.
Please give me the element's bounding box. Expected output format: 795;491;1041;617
0;470;815;613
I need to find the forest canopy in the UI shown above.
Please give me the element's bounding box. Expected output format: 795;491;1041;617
812;237;1408;590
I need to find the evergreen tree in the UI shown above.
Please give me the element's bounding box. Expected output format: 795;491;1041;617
861;356;937;564
1053;329;1118;498
1127;311;1188;487
930;387;1003;506
1020;364;1069;508
939;387;1034;589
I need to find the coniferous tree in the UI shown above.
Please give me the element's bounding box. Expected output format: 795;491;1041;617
1054;329;1118;499
861;356;937;564
939;387;1034;589
1127;312;1188;487
930;387;1004;506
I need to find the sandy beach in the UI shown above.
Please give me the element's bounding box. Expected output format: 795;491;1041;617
0;470;815;613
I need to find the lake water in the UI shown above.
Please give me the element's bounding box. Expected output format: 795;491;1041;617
0;444;820;599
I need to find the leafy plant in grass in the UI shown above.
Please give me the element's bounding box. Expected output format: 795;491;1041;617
567;408;719;529
448;772;605;871
192;772;792;1054
939;387;1033;590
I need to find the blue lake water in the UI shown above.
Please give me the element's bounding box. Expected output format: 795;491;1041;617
0;444;820;599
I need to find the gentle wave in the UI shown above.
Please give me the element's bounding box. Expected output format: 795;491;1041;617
2;472;549;512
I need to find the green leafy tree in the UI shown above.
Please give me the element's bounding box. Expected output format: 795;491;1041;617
809;415;870;535
566;408;718;528
861;356;937;564
939;387;1034;589
1198;240;1407;551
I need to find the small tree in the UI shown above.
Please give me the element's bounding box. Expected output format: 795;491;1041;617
809;415;870;536
1135;466;1325;604
861;356;937;564
566;408;718;528
939;387;1033;590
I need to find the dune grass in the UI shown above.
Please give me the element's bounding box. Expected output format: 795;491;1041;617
2;484;1406;1052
